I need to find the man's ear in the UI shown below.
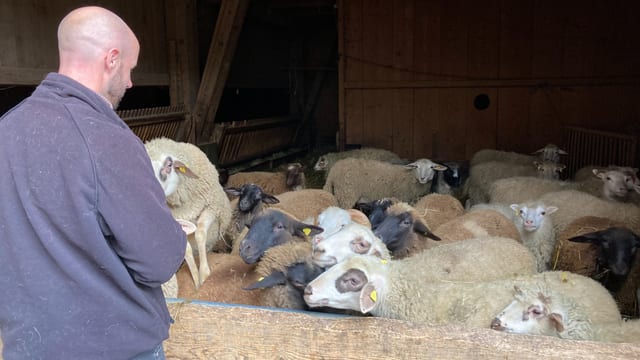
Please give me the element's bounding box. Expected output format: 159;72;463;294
106;48;120;70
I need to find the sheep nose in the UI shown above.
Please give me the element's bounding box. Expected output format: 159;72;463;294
490;318;505;330
313;247;325;255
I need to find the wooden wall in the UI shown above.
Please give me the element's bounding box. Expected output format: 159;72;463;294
0;0;171;86
338;0;640;161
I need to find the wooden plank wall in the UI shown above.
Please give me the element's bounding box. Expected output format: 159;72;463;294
0;0;169;86
338;0;640;161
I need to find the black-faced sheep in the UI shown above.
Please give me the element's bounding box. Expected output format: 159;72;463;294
238;208;323;264
323;158;447;208
568;227;640;317
354;197;399;230
145;137;232;287
372;202;441;258
304;262;620;330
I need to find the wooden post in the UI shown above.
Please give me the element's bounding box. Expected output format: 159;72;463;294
192;0;250;144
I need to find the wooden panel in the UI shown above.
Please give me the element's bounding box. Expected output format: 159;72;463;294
413;0;441;81
343;0;363;82
496;88;530;151
531;0;564;78
465;88;498;158
361;0;393;81
466;0;499;79
413;88;440;158
392;0;414;82
0;0;170;86
436;88;467;160
391;88;414;159
344;89;364;146
439;1;468;79
362;89;393;149
499;0;534;78
158;301;640;360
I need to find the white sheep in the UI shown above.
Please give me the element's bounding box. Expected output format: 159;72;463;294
491;285;639;343
312;206;371;244
510;201;559;272
313;147;403;173
224;162;306;196
304;263;620;329
470;148;538;167
538;190;640;235
532;143;568;164
312;223;392;268
465;160;560;206
145;137;233;287
433;207;522;244
323;157;447;208
314;232;536;281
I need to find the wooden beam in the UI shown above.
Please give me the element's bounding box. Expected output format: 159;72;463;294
163;300;640;359
192;0;250;144
0;66;169;86
343;77;640;90
165;0;200;142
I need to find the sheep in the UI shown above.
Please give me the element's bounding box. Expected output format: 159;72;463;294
538;190;640;236
238;208;323;264
489;168;638;205
312;223;392;268
313;147;403;174
574;165;639;184
470;148;538;167
372;202;441;258
412;193;465;230
224;162;306;196
532;143;568;164
145;137;233;287
490;284;638;342
224;185;338;253
304;263;620;330
510;201;559;272
354;197;399;230
432;207;521;244
323;158;447;208
566;226;640;317
312;206;371;244
161;219;198;298
465;160;561;206
429;160;470;199
314;231;535;282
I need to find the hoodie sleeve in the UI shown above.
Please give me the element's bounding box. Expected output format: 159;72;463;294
94;133;187;287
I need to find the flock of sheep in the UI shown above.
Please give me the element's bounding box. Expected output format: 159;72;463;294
143;137;640;344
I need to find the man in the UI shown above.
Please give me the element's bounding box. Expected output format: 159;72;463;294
0;6;186;359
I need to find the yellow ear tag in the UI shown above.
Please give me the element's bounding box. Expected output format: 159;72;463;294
380;259;388;265
561;272;569;282
369;290;377;302
258;277;265;282
302;228;311;236
178;166;186;173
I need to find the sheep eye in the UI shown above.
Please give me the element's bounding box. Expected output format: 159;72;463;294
606;176;611;181
541;211;546;216
531;308;542;316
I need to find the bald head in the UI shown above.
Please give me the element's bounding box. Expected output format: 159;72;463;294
57;6;139;109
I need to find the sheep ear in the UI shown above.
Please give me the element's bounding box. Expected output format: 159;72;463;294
593;169;605;179
548;313;565;333
359;282;379;313
532;148;544;155
225;187;242;197
558;149;568;155
404;162;418;170
243;272;287;290
509;204;520;212
568;232;602;244
414;220;440;241
432;163;448;171
261;194;280;205
294;223;324;237
173;160;199;179
347;209;372;228
545;206;558;215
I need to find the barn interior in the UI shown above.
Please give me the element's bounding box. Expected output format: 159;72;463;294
1;0;640;358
